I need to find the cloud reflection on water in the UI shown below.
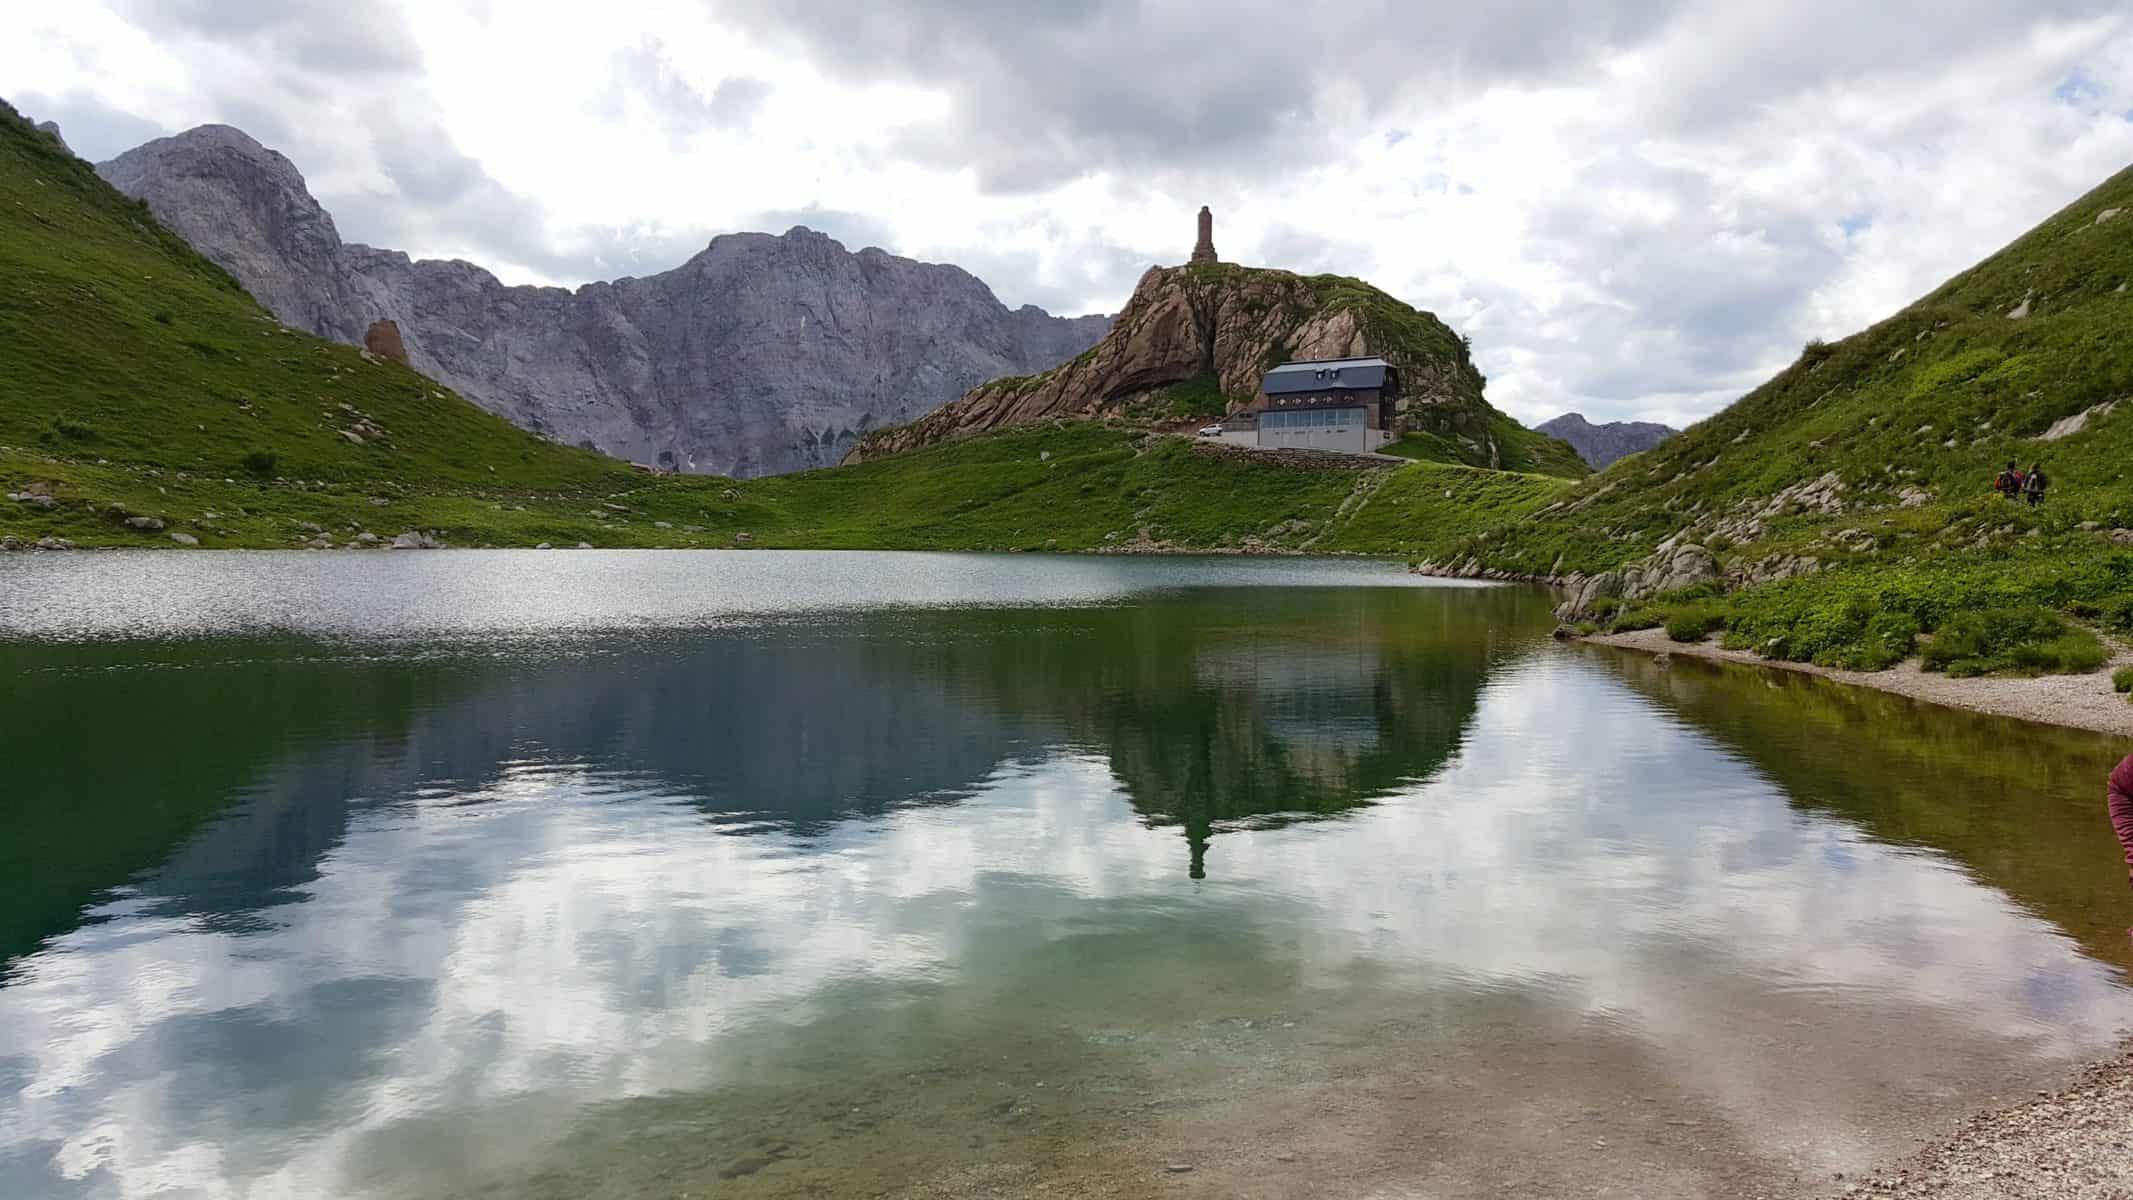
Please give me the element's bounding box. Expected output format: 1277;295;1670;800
0;583;2128;1198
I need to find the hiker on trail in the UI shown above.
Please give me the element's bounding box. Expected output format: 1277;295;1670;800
1994;461;2022;499
2023;462;2048;507
2112;755;2133;945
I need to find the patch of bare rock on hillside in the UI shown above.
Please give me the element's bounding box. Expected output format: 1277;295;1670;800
1826;1048;2133;1199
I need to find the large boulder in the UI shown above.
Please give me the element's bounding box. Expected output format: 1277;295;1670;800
1554;570;1625;622
1623;542;1719;598
363;318;409;366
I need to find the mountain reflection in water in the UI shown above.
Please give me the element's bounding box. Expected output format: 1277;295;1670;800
0;552;2127;1200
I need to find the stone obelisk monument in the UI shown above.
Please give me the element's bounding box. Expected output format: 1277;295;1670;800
1190;206;1219;265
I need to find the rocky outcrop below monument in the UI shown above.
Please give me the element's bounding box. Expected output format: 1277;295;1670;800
96;125;1109;477
848;261;1586;477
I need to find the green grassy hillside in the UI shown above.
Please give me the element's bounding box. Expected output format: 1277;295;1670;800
1450;162;2133;674
0;99;653;546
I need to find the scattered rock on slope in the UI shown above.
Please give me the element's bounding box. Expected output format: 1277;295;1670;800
97;125;1111;478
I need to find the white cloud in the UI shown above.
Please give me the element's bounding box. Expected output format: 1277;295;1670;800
3;1;2131;425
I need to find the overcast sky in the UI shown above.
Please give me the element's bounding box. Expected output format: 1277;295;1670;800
9;2;2133;427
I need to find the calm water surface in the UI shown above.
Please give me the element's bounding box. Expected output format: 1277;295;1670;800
1;551;2128;1199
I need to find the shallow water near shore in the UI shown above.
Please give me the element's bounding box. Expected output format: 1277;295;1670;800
2;551;2129;1199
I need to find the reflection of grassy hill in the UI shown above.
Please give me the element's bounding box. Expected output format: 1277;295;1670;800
0;640;470;964
1604;648;2133;972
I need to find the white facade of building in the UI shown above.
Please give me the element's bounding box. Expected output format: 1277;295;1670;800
1256;407;1389;454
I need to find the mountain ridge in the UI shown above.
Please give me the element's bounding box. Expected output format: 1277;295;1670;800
1534;412;1677;468
95;124;1110;477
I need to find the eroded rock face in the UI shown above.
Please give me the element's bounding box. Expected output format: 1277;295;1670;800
848;263;1488;462
97;126;1110;477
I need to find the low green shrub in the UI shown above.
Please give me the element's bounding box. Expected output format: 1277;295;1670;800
1921;607;2106;677
1611;608;1662;633
1586;596;1624;619
2008;632;2109;674
45;417;95;442
2102;594;2133;634
2111;665;2132;694
1827;610;1921;671
1664;606;1726;643
240;449;278;477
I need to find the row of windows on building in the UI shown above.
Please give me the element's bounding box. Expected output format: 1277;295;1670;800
1260;407;1364;430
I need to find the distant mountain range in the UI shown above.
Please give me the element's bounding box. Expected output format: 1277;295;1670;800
95;126;1109;477
1534;412;1677;468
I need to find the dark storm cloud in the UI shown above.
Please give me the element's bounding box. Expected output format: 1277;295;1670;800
714;0;1682;191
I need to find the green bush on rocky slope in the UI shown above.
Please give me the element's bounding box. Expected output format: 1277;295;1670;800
1456;161;2133;674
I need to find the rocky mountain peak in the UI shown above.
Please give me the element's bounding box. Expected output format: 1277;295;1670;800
99;125;349;336
1534;412;1678;468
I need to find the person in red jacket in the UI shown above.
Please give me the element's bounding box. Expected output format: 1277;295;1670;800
2113;755;2133;944
2113;756;2133;877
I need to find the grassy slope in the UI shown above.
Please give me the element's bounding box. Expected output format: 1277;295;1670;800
0;100;660;547
0;99;1572;557
1457;163;2133;671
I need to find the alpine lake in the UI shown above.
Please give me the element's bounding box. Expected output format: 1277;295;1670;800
2;551;2129;1199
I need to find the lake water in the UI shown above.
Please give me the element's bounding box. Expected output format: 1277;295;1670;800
2;551;2129;1199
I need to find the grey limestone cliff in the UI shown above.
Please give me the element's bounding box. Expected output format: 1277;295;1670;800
98;126;1110;477
1534;412;1677;469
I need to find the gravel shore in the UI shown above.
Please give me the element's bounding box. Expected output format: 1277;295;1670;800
1822;1047;2133;1198
1582;627;2133;737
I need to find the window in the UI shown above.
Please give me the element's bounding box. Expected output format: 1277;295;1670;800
1263;407;1362;433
